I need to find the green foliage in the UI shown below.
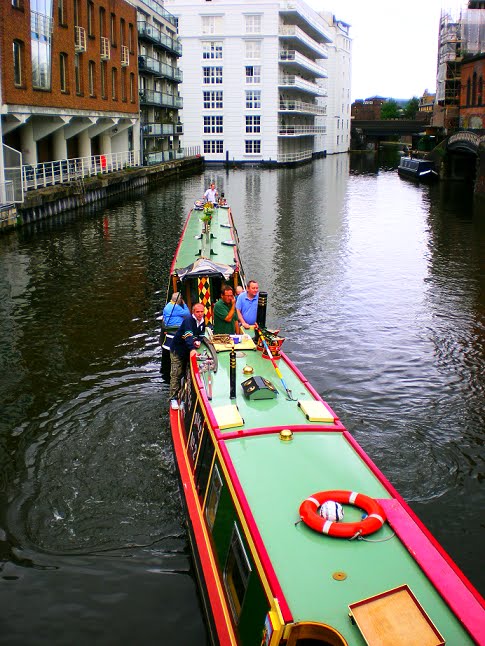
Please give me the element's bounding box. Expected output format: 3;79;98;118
404;97;420;119
381;100;400;120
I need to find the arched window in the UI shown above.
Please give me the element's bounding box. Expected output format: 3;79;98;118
13;40;23;87
466;78;471;106
472;71;477;106
60;52;68;92
88;60;95;96
111;67;117;100
478;76;483;107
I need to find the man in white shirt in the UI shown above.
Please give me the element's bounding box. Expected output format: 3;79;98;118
204;182;218;203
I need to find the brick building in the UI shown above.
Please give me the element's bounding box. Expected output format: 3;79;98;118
1;0;140;166
459;52;485;129
351;96;386;120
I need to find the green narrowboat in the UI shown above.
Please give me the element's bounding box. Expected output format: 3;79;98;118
166;202;485;645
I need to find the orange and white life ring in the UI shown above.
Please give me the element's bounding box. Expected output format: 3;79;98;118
299;490;386;538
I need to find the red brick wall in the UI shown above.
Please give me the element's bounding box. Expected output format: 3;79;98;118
459;56;485;129
1;0;138;114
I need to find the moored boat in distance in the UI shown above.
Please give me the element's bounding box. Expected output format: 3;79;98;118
398;157;439;182
164;200;485;645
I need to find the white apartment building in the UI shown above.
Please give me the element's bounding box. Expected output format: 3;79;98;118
165;0;333;164
316;12;352;154
132;0;184;164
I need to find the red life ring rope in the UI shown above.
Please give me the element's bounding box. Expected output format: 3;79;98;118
299;490;386;538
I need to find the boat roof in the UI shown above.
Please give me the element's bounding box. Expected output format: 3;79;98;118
170;205;240;280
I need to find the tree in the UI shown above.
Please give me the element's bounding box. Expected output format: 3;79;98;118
381;100;400;119
404;97;420;119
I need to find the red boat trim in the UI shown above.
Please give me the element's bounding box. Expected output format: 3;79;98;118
379;498;485;642
170;407;238;645
280;351;342;422
218;441;293;623
219;425;344;441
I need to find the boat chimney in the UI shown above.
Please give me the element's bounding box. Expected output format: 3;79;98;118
257;291;268;329
230;347;236;399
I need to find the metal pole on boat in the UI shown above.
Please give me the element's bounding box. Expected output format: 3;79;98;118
255;325;295;401
230;347;236;399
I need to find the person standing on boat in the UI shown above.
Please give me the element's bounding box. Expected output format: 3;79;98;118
162;292;190;329
169;302;206;410
236;280;259;330
213;285;240;335
203;182;218;203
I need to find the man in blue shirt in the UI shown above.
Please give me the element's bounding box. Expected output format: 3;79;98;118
162;292;190;328
236;280;259;330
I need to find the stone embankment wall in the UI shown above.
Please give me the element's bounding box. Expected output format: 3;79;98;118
1;157;204;233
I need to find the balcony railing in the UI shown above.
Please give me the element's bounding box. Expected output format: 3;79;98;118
142;122;177;136
0;181;15;206
279;24;328;59
277;149;313;163
279;99;326;115
22;150;141;192
279;50;327;78
138;55;182;82
137;21;182;56
144;146;200;165
74;26;87;52
121;45;129;67
279;1;332;43
279;74;326;95
100;36;110;60
278;125;326;136
139;89;183;108
135;0;177;27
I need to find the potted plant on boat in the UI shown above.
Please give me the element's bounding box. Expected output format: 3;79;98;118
201;201;214;232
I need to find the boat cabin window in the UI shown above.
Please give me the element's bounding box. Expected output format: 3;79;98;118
223;523;252;622
205;464;222;530
195;426;215;501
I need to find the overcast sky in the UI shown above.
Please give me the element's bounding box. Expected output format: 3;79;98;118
306;0;465;101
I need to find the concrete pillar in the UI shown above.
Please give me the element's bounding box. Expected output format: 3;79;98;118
100;134;112;156
78;130;91;159
20;122;37;165
53;128;67;160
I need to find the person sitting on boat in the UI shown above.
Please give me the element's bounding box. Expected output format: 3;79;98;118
217;193;227;206
236;280;259;330
162;292;190;330
213;285;240;335
203;182;218;204
169;302;206;410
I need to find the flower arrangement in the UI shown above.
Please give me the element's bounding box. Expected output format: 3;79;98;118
200;201;214;223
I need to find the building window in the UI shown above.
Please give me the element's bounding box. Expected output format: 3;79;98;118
87;2;94;37
203;66;223;84
88;60;95;96
203;140;223;154
60;52;68;92
110;13;116;46
245;65;260;84
74;53;82;94
245;90;261;109
223;524;251;622
100;60;107;98
58;0;66;25
121;67;126;101
466;78;471;107
120;18;126;47
128;23;134;53
245;140;261;154
245;14;261;34
130;72;135;102
204;115;223;133
12;0;23;7
472;71;477;106
73;0;79;25
99;7;106;37
478;76;483;107
111;67;117;99
202;41;222;59
245;115;260;133
13;40;23;87
203;90;223;109
245;41;261;59
202;15;221;35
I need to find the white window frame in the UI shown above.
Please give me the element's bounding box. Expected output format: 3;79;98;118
245;41;261;59
203;66;223;84
203;140;224;154
203;90;223;109
245;14;261;34
204;115;223;134
202;15;221;35
245;90;261;109
202;41;223;59
245;115;260;133
245;65;260;84
245;140;261;154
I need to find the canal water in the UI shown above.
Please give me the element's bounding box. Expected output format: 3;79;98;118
0;154;483;644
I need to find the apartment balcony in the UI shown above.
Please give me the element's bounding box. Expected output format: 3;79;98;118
74;26;87;52
138;55;182;82
279;1;332;44
279;99;326;115
100;36;110;60
142;122;177;136
279;50;327;78
137;21;182;57
277;149;313;163
121;45;129;67
279;25;328;59
278;125;326;136
279;74;326;96
139;89;183;109
136;0;177;27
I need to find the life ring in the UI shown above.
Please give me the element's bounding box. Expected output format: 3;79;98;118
299;490;386;538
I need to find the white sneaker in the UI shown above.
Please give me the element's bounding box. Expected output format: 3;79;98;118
170;399;179;410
